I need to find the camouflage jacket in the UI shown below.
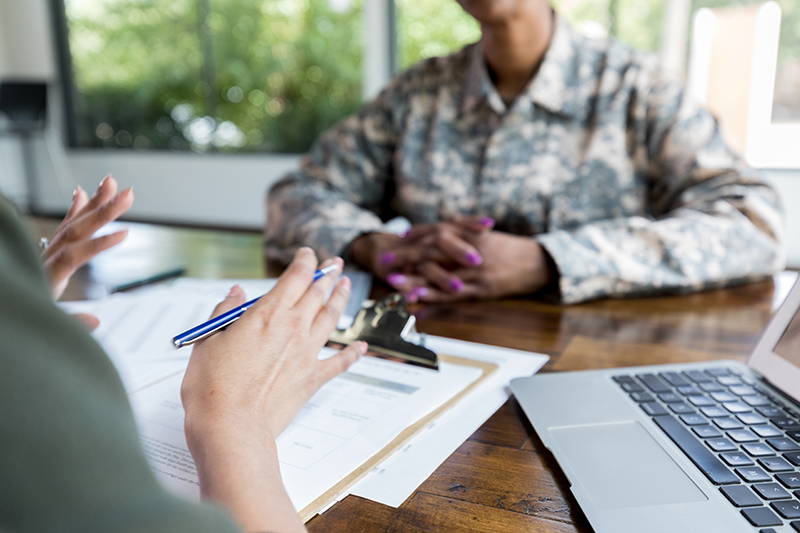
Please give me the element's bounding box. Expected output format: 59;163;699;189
266;14;785;304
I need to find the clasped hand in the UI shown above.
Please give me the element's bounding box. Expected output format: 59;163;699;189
350;216;554;302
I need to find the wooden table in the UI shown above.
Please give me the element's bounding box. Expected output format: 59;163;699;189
26;217;794;532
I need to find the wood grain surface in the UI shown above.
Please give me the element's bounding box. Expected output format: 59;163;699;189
26;217;792;532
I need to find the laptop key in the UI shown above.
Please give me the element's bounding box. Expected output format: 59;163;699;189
758;406;785;418
742;507;782;527
659;372;690;387
792;522;800;532
688;395;715;407
753;425;784;438
737;467;773;482
776;473;800;488
727;429;759;443
771;500;800;519
752;482;792;500
786;452;800;466
653;416;740;485
693;425;721;438
718;376;743;386
700;406;728;418
738;413;767;425
677;385;703;396
730;385;757;396
706;368;733;377
759;457;794;472
700;382;725;393
637;374;671;393
613;375;636;384
723;401;752;414
683;370;712;383
720;452;754;466
657;392;682;403
680;414;708;426
710;391;737;403
773;418;800;430
744;395;772;407
630;392;655;402
743;443;777;457
706;438;738;452
640;402;669;416
669;402;696;415
788;430;800;441
719;485;762;507
714;418;744;430
622;382;645;393
768;438;800;452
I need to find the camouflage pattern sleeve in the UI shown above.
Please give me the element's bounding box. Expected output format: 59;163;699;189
536;59;785;304
264;83;401;264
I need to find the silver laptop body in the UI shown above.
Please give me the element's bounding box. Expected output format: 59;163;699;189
511;278;800;533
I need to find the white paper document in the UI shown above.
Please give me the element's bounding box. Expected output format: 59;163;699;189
58;271;372;393
348;336;548;507
129;349;484;512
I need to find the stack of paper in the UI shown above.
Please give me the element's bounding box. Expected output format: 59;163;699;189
58;274;549;516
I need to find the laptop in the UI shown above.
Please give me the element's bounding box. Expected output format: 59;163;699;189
511;277;800;533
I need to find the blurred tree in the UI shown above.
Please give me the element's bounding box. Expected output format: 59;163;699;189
65;0;800;152
67;0;363;152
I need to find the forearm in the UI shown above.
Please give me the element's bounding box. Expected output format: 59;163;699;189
187;419;305;533
538;195;784;304
266;176;385;263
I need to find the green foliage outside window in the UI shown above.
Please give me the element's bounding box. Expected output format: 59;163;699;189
67;0;363;153
64;0;800;153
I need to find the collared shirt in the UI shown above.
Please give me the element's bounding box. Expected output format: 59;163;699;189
266;15;784;304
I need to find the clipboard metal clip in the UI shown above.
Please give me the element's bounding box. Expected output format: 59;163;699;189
328;293;439;370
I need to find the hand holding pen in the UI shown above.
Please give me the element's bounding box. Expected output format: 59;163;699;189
173;262;341;347
180;249;366;531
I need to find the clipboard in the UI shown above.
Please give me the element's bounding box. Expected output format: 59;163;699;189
301;294;499;521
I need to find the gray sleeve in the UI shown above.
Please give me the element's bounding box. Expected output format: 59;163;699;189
0;197;242;533
265;84;402;264
537;62;784;304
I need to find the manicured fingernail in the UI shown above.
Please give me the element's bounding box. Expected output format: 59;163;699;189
412;287;430;297
399;229;410;238
449;278;464;292
72;186;80;198
466;252;483;265
380;252;396;265
480;217;495;228
359;341;368;354
99;175;109;188
227;285;241;296
387;273;407;287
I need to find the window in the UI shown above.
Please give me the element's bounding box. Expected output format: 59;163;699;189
691;0;800;123
60;0;363;153
56;0;799;163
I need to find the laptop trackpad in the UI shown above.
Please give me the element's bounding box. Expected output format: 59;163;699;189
549;421;707;509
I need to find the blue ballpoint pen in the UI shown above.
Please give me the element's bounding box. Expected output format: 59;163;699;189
172;264;340;348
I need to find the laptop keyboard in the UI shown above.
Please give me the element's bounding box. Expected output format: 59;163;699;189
615;367;800;530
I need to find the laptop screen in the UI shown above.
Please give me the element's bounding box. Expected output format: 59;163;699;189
774;307;800;364
749;276;800;401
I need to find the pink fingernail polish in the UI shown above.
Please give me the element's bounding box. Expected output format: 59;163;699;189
413;287;430;297
449;278;465;292
466;252;483;265
99;176;109;188
380;252;396;265
399;229;410;239
387;273;407;287
480;217;495;228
